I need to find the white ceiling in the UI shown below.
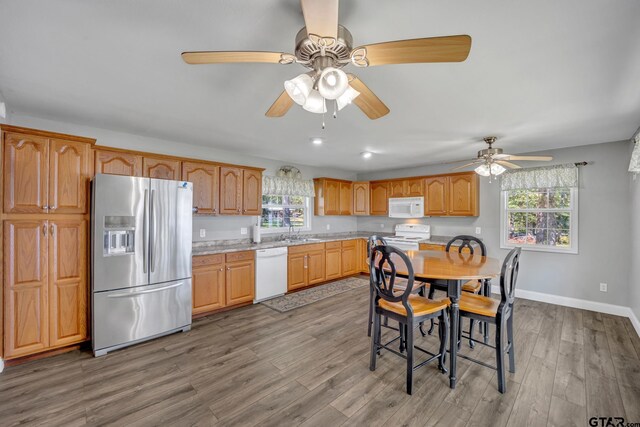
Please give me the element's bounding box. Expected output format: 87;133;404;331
1;0;640;171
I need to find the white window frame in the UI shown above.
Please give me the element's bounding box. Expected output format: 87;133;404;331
500;187;579;254
260;195;313;234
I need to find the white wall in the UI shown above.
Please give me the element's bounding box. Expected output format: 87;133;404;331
629;145;640;322
8;113;359;241
358;141;632;307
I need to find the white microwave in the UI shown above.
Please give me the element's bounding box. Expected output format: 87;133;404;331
388;197;424;218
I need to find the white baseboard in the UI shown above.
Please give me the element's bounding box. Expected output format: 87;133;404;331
491;285;640;338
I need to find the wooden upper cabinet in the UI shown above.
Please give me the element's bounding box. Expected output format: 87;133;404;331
404;178;424;197
449;173;479;216
4;220;49;358
370;182;389;216
49;139;90;214
324;179;340;215
143;156;180;180
313;178;340;216
3;132;49;213
48;219;87;347
219;167;242;215
389;181;405;198
353;182;369;216
339;182;353;215
182;162;219;215
424;176;448;216
242;169;262;215
94;149;143;177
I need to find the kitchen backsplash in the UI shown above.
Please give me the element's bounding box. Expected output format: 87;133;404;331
192;215;358;242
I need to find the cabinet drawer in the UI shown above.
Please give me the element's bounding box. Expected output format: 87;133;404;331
325;241;341;250
193;254;224;267
288;243;325;254
341;240;357;249
226;251;254;263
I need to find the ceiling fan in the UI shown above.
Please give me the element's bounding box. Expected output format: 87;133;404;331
181;0;472;120
449;136;553;177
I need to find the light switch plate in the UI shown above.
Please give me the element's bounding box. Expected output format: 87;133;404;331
199;229;206;238
475;227;482;235
240;227;248;235
326;224;331;230
599;283;608;292
380;223;385;229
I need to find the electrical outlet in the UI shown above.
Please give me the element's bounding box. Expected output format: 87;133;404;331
475;227;482;235
199;229;206;238
380;223;385;229
599;283;608;292
240;227;248;235
326;224;331;230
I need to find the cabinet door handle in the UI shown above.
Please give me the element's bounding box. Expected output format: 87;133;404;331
219;268;224;272
42;224;47;235
50;225;54;235
43;205;49;211
192;206;199;213
213;208;216;214
237;208;241;213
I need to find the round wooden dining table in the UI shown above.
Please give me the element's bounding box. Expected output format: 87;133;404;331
388;249;502;389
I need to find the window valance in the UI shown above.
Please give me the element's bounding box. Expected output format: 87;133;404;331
262;175;315;197
629;133;640;174
501;163;579;191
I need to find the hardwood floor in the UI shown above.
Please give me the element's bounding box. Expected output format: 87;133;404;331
1;283;639;426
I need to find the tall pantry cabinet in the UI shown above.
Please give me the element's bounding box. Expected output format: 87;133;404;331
1;125;94;360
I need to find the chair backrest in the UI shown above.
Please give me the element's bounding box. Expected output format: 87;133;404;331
445;235;487;256
367;235;388;258
499;247;521;307
369;244;415;315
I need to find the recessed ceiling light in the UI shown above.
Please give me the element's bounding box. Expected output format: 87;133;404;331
361;151;373;159
310;137;323;145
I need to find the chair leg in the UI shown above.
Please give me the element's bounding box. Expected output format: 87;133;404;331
438;310;449;373
418;286;427;337
496;319;506;393
483;280;491;344
368;286;374;337
406;320;414;395
427;285;436;335
370;312;381;371
399;322;406;353
469;319;476;349
507;313;515;373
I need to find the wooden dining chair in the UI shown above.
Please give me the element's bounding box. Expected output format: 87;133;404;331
428;235;490;346
369;244;449;395
458;247;521;393
367;235;390;338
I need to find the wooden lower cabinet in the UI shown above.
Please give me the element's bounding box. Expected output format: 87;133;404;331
192;255;225;314
3;218;88;359
419;243;446;251
288;243;325;291
325;242;342;280
358;239;369;273
341;240;358;276
191;251;255;314
48;219;87;347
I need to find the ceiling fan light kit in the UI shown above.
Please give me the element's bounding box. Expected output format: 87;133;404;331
181;0;472;123
475;162;506;177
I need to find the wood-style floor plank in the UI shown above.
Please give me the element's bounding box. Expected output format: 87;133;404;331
0;281;638;427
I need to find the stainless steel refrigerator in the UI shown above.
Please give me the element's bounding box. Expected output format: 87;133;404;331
91;174;193;356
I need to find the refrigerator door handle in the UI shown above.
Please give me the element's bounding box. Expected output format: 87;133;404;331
106;282;184;298
149;189;156;273
143;189;148;273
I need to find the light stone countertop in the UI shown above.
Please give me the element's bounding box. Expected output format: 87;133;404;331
192;232;456;256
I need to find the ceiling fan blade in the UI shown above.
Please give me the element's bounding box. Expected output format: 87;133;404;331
359;35;471;66
442;158;480;165
181;51;289;64
265;91;294;117
502;155;553;161
495;160;522;169
451;161;482;171
301;0;339;39
348;75;390;120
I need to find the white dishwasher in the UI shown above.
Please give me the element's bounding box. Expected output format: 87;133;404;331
254;247;288;302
